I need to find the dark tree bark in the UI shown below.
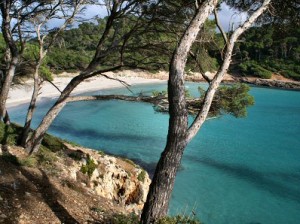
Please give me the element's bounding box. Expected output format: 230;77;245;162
0;1;19;123
0;0;45;124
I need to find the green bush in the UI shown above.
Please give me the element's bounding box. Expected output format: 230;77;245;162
97;150;105;157
216;84;254;118
39;66;53;81
238;61;272;79
81;155;97;178
37;146;58;165
0;123;22;146
137;169;146;183
282;70;300;80
42;133;65;152
19;156;38;167
152;90;167;97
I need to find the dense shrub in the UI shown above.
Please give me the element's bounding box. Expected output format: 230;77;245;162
0;123;22;146
137;169;146;183
238;61;272;79
39;65;53;81
41;133;65;152
81;155;97;178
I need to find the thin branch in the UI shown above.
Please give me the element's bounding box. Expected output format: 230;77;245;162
85;65;123;79
45;79;62;93
186;0;271;142
189;51;212;83
66;94;164;104
99;73;133;94
214;8;228;60
213;8;228;44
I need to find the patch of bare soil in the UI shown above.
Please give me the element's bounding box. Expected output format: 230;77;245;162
0;146;125;224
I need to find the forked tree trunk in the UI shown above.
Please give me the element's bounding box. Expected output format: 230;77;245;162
141;0;218;222
141;0;271;223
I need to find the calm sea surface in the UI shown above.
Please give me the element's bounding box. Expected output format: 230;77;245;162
9;82;300;224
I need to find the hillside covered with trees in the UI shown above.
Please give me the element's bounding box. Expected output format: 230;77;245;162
1;19;299;81
236;23;300;80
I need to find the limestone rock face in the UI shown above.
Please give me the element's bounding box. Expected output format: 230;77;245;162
61;144;151;214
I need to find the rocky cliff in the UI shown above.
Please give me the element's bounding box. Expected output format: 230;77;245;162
61;143;151;214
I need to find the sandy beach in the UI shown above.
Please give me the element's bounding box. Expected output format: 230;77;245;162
7;69;298;108
7;70;166;108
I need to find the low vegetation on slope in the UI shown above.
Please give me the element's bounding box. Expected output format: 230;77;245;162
0;123;200;223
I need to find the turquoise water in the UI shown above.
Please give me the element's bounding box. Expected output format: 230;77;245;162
9;83;300;224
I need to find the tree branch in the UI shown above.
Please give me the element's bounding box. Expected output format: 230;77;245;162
189;51;212;83
45;79;62;93
66;94;164;104
213;8;228;45
187;0;271;142
99;73;133;94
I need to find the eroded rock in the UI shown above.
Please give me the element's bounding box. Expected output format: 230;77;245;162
61;144;151;214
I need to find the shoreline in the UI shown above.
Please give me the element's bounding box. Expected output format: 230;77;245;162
7;69;300;109
7;71;165;108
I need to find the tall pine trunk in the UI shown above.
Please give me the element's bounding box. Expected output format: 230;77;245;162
141;1;218;222
141;0;271;222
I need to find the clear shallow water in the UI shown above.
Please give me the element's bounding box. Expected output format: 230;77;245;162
9;83;300;224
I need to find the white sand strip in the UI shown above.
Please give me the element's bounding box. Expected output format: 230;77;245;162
7;71;165;108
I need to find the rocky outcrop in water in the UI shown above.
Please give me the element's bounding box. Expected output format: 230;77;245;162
240;78;300;90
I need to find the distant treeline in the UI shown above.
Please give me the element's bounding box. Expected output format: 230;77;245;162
236;24;300;80
1;19;299;80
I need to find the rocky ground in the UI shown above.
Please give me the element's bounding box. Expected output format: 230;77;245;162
0;143;150;224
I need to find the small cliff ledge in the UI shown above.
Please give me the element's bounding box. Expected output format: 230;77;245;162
0;142;151;223
62;143;151;214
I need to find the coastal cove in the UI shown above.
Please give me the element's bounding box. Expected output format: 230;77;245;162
9;83;300;224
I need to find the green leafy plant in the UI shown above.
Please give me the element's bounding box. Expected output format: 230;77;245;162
37;146;58;165
238;61;272;79
81;155;97;178
39;65;53;81
19;156;38;167
138;169;146;183
41;133;65;152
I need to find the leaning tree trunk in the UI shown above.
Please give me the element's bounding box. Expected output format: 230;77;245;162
141;1;218;223
0;56;18;123
25;75;84;154
20;68;42;147
0;3;19;123
141;0;271;222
